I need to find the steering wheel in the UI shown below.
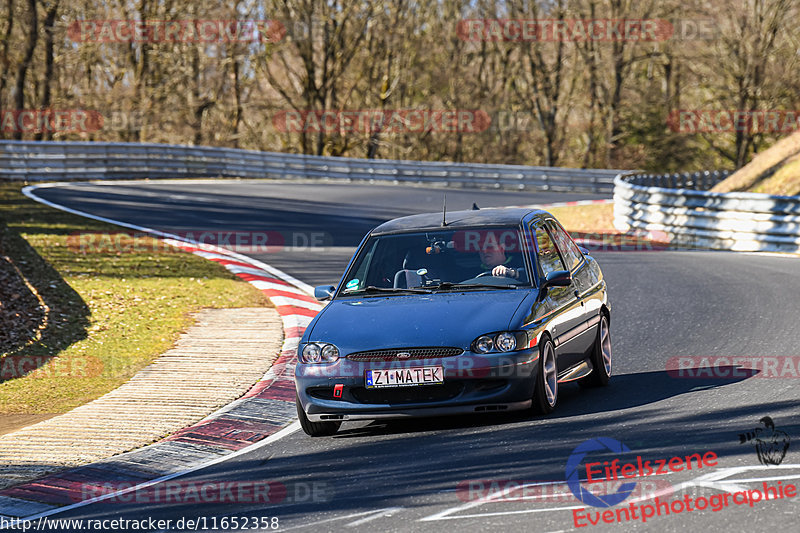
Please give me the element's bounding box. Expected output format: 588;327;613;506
476;271;495;278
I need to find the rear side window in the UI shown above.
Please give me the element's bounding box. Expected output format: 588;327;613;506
547;221;583;271
533;224;566;276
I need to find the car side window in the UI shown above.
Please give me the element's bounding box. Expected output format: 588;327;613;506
347;239;379;290
534;224;566;276
547;220;583;272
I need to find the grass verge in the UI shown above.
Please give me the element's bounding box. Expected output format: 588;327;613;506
547;203;616;233
751;155;800;196
0;182;268;417
711;129;800;196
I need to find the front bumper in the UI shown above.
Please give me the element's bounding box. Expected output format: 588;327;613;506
295;347;539;422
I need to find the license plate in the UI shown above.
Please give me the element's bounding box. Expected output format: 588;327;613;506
365;366;444;388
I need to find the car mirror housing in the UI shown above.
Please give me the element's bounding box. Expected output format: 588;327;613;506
541;270;572;290
314;285;336;301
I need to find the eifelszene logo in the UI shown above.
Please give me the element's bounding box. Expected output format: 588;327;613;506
565;438;719;508
565;438;638;507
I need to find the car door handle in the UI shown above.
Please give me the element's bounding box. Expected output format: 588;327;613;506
574;289;585;306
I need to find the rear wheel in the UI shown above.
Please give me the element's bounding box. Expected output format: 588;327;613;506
533;336;558;414
579;313;611;388
296;395;341;437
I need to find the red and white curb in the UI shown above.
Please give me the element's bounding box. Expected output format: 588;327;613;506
0;184;323;522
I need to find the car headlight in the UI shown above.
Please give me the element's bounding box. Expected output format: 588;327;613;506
301;342;340;364
321;344;339;362
474;335;494;354
495;332;517;352
472;331;524;353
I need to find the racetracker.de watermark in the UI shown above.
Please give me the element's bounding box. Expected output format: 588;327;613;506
428;229;671;254
67;230;331;254
76;480;330;504
456;19;718;42
1;109;150;134
456;478;673;504
272;110;491;134
0;355;103;381
0;109;103;134
67;20;285;43
666;356;800;379
668;110;800;133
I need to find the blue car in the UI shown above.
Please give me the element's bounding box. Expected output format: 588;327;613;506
294;207;611;436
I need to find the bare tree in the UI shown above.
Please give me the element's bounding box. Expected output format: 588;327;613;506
34;0;58;141
0;0;14;111
13;0;36;139
701;0;795;167
261;0;376;155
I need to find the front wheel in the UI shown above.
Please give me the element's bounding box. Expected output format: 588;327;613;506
296;395;341;437
532;336;558;414
579;313;611;388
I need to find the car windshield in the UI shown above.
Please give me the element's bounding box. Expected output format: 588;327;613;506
340;227;532;295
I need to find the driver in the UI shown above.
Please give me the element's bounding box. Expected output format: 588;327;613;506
479;242;522;279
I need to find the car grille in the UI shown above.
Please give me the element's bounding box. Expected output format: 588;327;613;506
346;347;463;361
351;382;464;404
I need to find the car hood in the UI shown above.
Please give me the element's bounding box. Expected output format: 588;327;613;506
306;290;532;352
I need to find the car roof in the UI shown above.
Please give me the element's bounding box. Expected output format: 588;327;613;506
371;207;548;235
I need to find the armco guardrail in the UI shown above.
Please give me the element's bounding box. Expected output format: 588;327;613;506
0;141;618;192
614;170;800;252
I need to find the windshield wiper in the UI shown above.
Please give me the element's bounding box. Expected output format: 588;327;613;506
429;282;518;291
345;285;433;295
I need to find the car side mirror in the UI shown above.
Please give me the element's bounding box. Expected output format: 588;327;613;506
541;270;572;291
314;285;336;301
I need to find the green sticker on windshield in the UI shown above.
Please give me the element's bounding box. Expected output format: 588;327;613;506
345;279;359;290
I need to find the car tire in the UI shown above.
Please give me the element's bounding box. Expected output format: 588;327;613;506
532;335;558;414
296;395;341;437
579;313;611;388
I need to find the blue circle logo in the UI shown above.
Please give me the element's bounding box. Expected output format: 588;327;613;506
565;437;637;507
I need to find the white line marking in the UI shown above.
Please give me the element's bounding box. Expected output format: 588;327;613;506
5;422;301;524
346;507;404;526
278;507;404;531
718;474;800;483
424;505;584;520
419;479;560;521
418;464;800;522
21;183;314;294
9;182;314;523
741;251;800;258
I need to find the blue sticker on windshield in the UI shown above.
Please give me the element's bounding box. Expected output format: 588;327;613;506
345;279;359;289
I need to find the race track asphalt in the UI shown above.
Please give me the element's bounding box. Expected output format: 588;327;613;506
27;180;800;532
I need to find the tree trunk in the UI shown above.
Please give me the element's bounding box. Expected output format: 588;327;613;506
232;57;242;148
13;0;37;140
0;0;14;113
35;0;58;141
